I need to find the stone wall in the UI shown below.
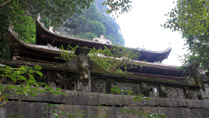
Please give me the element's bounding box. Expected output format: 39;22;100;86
0;91;209;118
0;58;209;118
0;59;203;100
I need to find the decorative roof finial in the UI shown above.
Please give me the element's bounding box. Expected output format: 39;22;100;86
93;35;112;45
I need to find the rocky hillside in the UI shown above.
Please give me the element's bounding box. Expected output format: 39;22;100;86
58;0;125;46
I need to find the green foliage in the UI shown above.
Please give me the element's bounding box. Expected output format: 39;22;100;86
79;32;97;40
164;0;209;76
9;114;24;118
12;11;36;43
103;15;125;46
132;94;150;102
0;1;36;58
111;86;124;94
62;2;125;46
89;46;140;73
110;86;149;101
0;0;93;59
0;64;64;105
56;45;78;62
57;45;140;74
67;12;105;36
88;20;106;36
1;0;94;26
111;86;134;95
103;0;132;17
0;0;130;58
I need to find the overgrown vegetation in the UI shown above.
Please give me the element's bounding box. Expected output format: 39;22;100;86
0;1;172;117
0;0;93;58
59;0;125;46
103;0;132;16
0;0;130;58
55;45;78;62
164;0;209;77
0;63;166;117
89;46;140;73
0;64;64;106
57;45;140;74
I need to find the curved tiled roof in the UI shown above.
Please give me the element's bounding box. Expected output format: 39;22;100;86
8;25;182;77
36;15;172;63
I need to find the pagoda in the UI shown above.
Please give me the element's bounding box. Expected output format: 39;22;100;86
3;15;209;118
7;15;178;77
35;15;172;63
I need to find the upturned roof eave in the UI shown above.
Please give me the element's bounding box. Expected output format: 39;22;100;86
36;15;172;62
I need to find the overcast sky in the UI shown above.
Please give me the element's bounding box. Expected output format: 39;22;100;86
116;0;187;66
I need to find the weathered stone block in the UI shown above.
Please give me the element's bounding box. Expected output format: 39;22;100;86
62;91;78;105
98;93;116;106
76;92;99;105
0;102;48;118
185;99;208;109
159;107;191;118
191;109;209;118
88;106;111;118
122;106;142;118
62;91;99;105
156;98;186;107
114;95;133;106
49;104;89;118
134;98;158;107
6;88;61;103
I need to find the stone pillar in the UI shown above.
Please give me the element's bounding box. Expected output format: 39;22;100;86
197;89;202;100
184;87;191;99
75;47;91;92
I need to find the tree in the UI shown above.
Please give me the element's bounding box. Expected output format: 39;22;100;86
0;0;94;24
59;2;125;46
0;0;93;58
0;0;132;58
164;0;209;77
103;0;132;16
